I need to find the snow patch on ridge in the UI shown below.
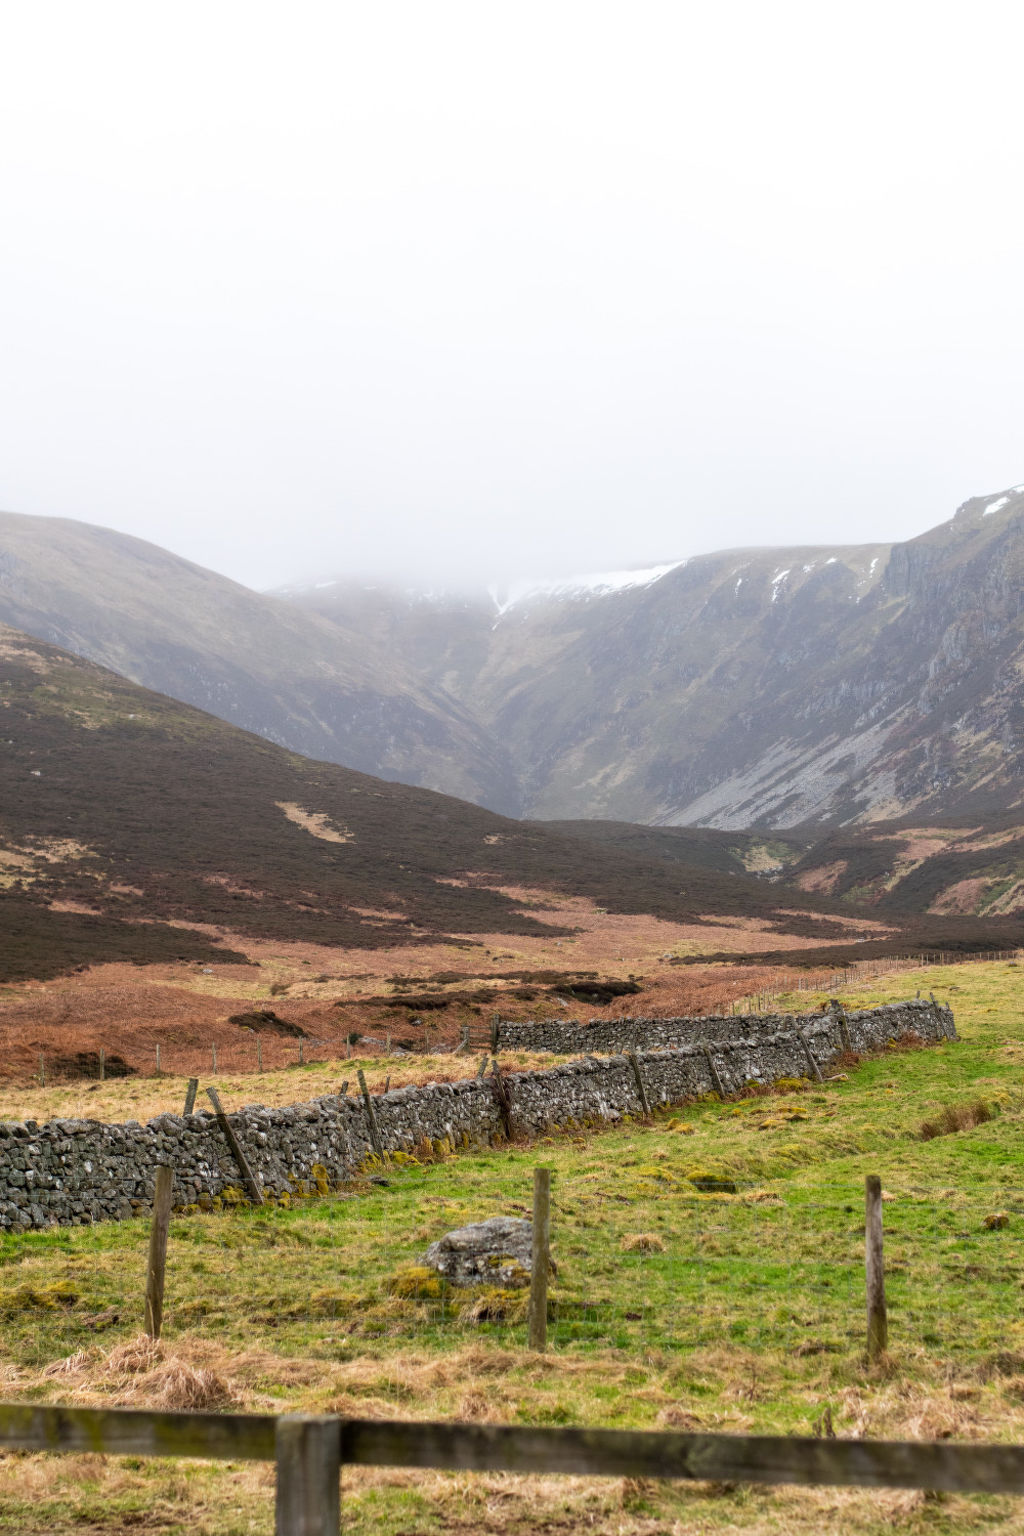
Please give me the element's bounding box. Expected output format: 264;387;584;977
490;561;685;616
856;555;882;601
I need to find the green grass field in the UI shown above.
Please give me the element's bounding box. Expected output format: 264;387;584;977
2;960;1024;1533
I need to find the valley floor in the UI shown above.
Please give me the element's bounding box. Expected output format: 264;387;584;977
2;961;1024;1532
0;886;888;1085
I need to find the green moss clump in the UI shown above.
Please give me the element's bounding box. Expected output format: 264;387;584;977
0;1280;79;1317
635;1165;676;1183
389;1265;444;1299
457;1286;528;1323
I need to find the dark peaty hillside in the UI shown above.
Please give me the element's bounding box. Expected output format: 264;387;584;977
0;510;519;813
0;626;859;981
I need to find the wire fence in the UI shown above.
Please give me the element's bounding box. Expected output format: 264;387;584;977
544;1176;1014;1361
729;947;1022;1016
27;1031;406;1087
6;1167;1024;1534
19;1160;1009;1378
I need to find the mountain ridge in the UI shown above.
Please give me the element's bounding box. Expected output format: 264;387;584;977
3;485;1023;832
290;485;1024;828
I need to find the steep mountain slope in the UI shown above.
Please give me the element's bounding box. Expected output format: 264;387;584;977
1;625;864;982
0;512;518;812
291;486;1024;827
784;817;1024;917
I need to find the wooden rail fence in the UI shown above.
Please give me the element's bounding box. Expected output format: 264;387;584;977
2;1403;1023;1533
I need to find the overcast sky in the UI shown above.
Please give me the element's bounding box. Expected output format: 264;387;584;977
1;1;1022;592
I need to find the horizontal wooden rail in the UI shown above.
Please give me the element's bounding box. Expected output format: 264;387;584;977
2;1405;1024;1494
343;1421;1024;1492
0;1403;276;1461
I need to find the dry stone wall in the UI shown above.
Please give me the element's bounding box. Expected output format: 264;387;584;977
0;1000;953;1232
495;998;954;1055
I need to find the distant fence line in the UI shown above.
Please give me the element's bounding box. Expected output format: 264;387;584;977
729;947;1021;1018
22;1030;397;1089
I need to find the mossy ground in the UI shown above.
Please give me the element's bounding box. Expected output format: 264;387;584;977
2;960;1024;1532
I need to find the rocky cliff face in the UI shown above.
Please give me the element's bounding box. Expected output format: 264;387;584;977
290;487;1024;828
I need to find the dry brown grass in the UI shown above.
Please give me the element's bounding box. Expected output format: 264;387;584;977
0;921;871;1099
619;1232;665;1254
10;1337;1024;1534
0;885;875;1033
34;1333;234;1412
919;1097;995;1140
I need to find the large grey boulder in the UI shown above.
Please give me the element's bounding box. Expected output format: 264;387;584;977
423;1216;533;1287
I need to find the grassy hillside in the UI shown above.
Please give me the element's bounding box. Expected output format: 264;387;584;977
549;812;1024;933
1;959;1024;1533
537;816;1024;958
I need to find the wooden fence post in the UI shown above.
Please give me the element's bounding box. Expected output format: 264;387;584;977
865;1175;888;1361
626;1051;652;1116
836;1006;852;1055
528;1167;552;1352
206;1087;265;1206
211;1043;217;1073
797;1029;824;1083
257;1037;263;1073
701;1044;726;1099
144;1166;174;1340
155;1044;161;1076
99;1048;106;1082
275;1414;341;1536
491;1061;513;1138
182;1078;199;1117
356;1069;385;1161
490;1014;500;1054
38;1053;44;1088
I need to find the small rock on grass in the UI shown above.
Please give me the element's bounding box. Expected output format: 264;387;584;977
423;1216;534;1287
